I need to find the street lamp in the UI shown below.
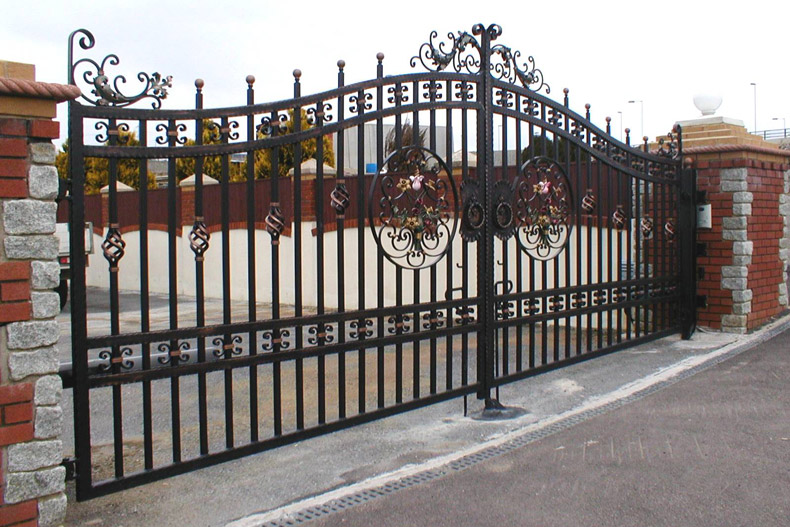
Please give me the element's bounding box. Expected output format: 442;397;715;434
617;110;623;141
750;83;757;132
628;100;643;139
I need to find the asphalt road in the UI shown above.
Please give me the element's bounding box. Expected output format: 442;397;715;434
292;330;790;527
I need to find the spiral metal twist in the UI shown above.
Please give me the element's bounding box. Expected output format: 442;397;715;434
265;203;286;244
102;226;126;271
330;183;351;216
189;219;210;261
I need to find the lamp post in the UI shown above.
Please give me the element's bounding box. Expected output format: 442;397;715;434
617;110;623;141
628;100;643;139
772;117;786;138
750;82;757;132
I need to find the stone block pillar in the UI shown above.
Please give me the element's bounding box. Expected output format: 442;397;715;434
679;116;790;333
0;61;79;527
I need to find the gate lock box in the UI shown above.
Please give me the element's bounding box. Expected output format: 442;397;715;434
697;203;712;229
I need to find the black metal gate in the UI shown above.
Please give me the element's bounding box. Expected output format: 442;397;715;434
65;23;695;499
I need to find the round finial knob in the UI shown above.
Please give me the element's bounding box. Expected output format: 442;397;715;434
606;116;611;123
293;69;302;79
643;136;649;142
693;93;722;116
585;103;591;110
337;59;345;70
376;52;385;62
195;78;204;89
625;128;631;134
245;75;255;86
563;88;569;94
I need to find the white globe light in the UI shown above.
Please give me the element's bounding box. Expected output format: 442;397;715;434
693;94;723;116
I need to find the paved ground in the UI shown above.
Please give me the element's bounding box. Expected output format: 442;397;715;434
62;313;789;527
273;328;789;527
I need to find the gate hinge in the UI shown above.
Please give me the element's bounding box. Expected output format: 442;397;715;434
696;243;707;257
696;295;708;309
62;457;78;481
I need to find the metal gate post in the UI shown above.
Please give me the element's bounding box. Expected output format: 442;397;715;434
475;24;497;402
678;151;697;339
66;98;93;500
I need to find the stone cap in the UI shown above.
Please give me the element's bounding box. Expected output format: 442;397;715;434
287;158;337;177
100;182;135;194
0;60;81;119
179;174;219;187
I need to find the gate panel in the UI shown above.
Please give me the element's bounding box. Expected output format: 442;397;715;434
64;24;691;499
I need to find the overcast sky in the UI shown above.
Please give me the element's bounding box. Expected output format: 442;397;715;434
2;0;787;145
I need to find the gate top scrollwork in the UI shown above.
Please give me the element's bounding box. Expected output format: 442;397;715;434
68;28;172;108
369;146;459;270
410;23;549;94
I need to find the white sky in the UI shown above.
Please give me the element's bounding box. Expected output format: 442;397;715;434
2;0;787;145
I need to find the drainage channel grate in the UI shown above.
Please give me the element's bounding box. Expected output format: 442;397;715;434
255;339;764;527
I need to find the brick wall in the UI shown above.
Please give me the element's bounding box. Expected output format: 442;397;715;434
687;143;790;332
0;61;78;527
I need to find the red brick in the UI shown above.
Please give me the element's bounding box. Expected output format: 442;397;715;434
0;158;27;179
0;384;33;405
3;402;33;425
0;499;37;526
0;301;32;323
29;119;59;139
0;138;27;157
0;422;34;446
0;262;30;281
0;281;30;302
0;179;28;198
0;119;27;137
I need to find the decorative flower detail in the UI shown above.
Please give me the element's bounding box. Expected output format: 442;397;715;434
516;157;572;260
371;146;459;269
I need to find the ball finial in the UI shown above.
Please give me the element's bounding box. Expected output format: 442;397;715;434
245;75;255;86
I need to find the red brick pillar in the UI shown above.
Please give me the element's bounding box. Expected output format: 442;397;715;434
0;60;79;527
680;117;790;332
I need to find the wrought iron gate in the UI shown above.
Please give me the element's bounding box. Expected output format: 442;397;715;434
65;23;695;499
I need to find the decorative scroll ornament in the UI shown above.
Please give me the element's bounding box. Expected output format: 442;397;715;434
212;336;243;358
515;157;572;260
369;146;459;269
98;347;134;372
68;29;172;108
410;24;549;93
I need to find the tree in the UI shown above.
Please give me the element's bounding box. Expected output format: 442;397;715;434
384;120;427;171
253;109;334;179
55;131;156;195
